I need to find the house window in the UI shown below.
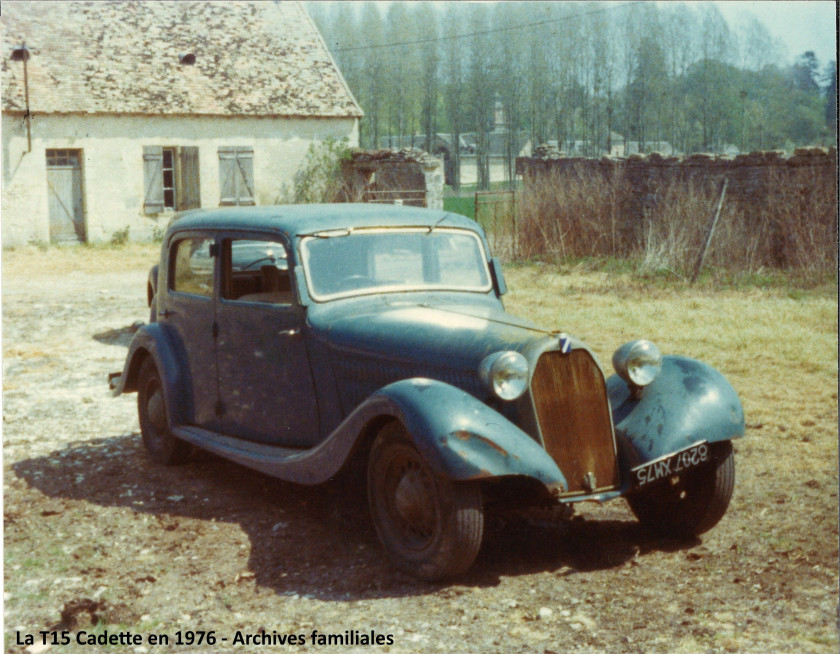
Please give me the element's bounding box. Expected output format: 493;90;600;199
162;148;176;209
219;147;255;206
143;146;201;214
46;149;81;167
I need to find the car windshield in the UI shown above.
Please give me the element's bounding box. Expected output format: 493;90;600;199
301;228;492;300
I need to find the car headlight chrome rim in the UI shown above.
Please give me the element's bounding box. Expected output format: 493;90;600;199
479;351;530;401
612;340;662;387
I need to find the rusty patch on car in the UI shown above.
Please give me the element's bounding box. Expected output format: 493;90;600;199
451;430;509;457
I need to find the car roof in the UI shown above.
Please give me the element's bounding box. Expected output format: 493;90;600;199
168;204;481;239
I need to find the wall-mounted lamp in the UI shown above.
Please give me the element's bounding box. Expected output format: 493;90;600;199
10;43;31;152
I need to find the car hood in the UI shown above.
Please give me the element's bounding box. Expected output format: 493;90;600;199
307;294;552;411
309;295;548;365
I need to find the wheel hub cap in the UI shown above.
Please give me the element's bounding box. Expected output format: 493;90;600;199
393;468;434;536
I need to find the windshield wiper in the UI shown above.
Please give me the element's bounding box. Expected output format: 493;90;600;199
297;228;352;239
428;214;451;233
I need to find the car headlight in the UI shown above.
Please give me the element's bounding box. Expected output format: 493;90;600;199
612;340;662;387
479;351;530;401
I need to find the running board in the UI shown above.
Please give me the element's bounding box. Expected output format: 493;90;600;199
169;397;391;485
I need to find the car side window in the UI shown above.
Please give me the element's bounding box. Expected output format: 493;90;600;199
222;239;292;305
170;237;214;297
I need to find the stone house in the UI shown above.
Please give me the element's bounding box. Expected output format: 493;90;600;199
1;1;362;245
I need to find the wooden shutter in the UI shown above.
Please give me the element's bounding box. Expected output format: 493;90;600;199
219;148;237;205
235;149;255;205
143;146;164;214
218;147;254;206
177;146;201;210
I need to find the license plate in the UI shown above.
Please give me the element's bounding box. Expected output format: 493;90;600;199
632;441;709;489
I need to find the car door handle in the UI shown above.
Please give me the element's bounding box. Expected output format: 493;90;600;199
278;328;301;338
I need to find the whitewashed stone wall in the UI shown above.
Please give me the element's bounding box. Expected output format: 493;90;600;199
1;112;359;245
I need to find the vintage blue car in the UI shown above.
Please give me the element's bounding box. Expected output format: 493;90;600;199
111;204;745;580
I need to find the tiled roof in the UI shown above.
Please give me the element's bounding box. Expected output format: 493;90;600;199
1;1;362;118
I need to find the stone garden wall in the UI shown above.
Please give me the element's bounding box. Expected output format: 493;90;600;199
516;147;837;228
341;148;444;210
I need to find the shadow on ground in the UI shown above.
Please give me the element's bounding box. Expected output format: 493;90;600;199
93;322;145;347
11;433;698;600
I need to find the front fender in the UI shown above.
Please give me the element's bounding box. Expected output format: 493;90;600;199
111;323;193;427
174;378;568;488
608;355;745;471
375;378;567;490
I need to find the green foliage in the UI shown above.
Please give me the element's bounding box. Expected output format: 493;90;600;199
150;223;165;243
443;195;475;220
281;139;353;205
306;1;833;156
110;226;131;246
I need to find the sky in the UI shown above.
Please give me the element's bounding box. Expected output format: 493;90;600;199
711;0;837;66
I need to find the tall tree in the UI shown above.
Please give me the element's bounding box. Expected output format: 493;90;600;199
304;0;831;166
792;51;821;93
696;3;734;150
492;3;528;181
467;4;494;189
738;15;784;71
627;37;668;151
414;3;440;151
441;3;467;189
357;3;386;148
661;2;697;153
823;61;837;134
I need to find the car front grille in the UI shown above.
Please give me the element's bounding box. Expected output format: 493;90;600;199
530;349;619;495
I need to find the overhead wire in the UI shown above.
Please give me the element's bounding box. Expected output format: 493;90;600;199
329;2;641;53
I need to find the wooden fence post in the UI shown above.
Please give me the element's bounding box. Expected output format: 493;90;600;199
691;179;729;284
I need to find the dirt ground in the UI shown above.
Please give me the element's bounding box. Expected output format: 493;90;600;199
2;248;838;653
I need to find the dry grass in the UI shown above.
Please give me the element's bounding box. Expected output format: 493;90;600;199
514;167;838;280
504;264;838;483
2;242;161;279
516;165;629;261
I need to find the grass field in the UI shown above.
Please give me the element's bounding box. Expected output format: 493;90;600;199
502;264;837;450
443;195;475;220
2;243;837;652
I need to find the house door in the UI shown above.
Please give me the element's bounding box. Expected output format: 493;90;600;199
46;149;85;243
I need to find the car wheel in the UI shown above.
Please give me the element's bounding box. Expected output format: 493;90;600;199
368;422;484;581
627;441;734;538
137;358;191;465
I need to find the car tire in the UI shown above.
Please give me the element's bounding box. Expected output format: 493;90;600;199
137;358;191;465
368;422;484;581
627;441;734;538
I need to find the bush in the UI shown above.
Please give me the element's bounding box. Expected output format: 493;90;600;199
110;226;130;246
279;139;355;204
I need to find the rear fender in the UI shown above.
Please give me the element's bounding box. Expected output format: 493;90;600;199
111;323;192;427
608;355;745;475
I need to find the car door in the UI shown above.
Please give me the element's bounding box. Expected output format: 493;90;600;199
215;235;320;447
160;233;220;429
